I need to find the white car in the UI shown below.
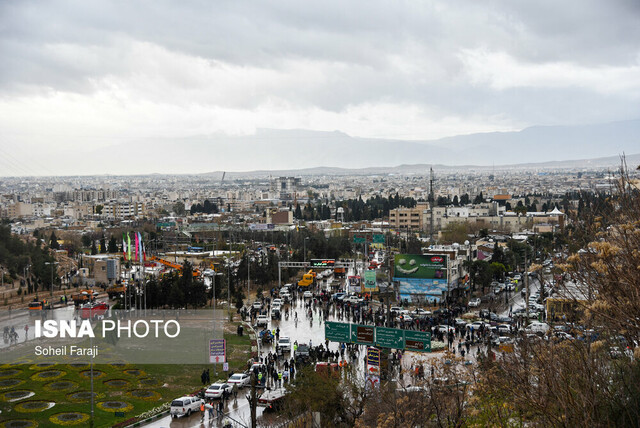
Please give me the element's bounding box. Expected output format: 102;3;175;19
525;322;550;334
171;396;203;418
435;324;454;334
390;306;402;314
497;324;511;335
414;308;431;316
256;315;268;327
468;298;481;307
468;321;486;331
277;336;291;352
396;314;413;322
205;382;232;399
272;298;283;306
303;291;313;298
344;295;364;304
227;373;250;388
280;292;291;302
252;301;263;310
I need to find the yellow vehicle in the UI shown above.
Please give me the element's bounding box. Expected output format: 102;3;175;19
106;284;127;299
298;270;315;288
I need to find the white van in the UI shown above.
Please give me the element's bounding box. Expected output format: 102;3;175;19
170;396;203;418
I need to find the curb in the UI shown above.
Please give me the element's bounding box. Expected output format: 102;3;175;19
122;409;170;428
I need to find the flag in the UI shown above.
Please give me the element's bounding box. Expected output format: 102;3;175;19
137;232;143;262
134;232;140;261
122;232;127;260
127;233;132;261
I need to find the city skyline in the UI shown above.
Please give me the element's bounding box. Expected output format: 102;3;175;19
1;1;639;175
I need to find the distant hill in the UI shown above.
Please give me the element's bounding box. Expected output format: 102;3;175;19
80;119;640;175
196;153;640;179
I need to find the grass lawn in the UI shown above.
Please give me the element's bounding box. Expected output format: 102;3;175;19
0;322;252;427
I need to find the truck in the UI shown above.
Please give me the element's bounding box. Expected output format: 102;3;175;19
334;267;346;278
71;289;97;306
297;270;315;289
106;283;126;299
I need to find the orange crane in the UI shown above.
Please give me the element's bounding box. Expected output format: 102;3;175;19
150;256;201;277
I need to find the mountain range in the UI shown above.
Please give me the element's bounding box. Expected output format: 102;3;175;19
83;119;640;176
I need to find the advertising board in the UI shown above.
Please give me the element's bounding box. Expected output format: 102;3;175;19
394;254;448;279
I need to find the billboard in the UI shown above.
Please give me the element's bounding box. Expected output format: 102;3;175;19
348;276;361;293
309;259;335;268
394;254;447;279
363;270;377;291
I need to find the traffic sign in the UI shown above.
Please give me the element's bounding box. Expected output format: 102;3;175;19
375;327;405;349
223;362;229;371
353;236;366;243
367;347;380;366
351;324;375;346
373;234;385;244
404;330;431;352
325;322;351;343
209;339;226;363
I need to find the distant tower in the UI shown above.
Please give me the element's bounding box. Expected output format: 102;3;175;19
337;207;345;223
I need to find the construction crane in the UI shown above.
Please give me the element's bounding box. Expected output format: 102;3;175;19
150;256;201;277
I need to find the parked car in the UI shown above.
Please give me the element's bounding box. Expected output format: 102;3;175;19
280;292;291;302
227;373;251;388
497;324;511;335
468;298;481;307
303;291;313;299
205;382;232;399
171;395;203;418
414;308;431;316
252;301;263;310
525;322;550;334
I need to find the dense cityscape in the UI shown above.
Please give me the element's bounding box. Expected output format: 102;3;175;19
2;1;640;427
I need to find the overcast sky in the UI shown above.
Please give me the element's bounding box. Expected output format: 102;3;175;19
1;1;639;175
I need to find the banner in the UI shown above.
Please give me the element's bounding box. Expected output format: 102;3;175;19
364;270;377;291
394;254;447;279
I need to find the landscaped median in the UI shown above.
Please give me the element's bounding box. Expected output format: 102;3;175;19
0;322;254;427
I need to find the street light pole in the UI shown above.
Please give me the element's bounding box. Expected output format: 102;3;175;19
304;237;309;263
45;262;59;299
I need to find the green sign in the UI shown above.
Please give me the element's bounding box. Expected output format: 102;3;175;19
353;236;366;244
363;270;377;291
394;254;448;279
351;324;375;346
324;322;431;353
157;222;176;228
375;327;405;349
325;322;351;342
405;330;431;352
373;234;385;244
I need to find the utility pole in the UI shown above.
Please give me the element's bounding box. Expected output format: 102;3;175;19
524;248;529;322
250;372;257;428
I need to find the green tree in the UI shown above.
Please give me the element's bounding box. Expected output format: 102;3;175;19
172;201;186;216
108;236;118;253
49;231;60;250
